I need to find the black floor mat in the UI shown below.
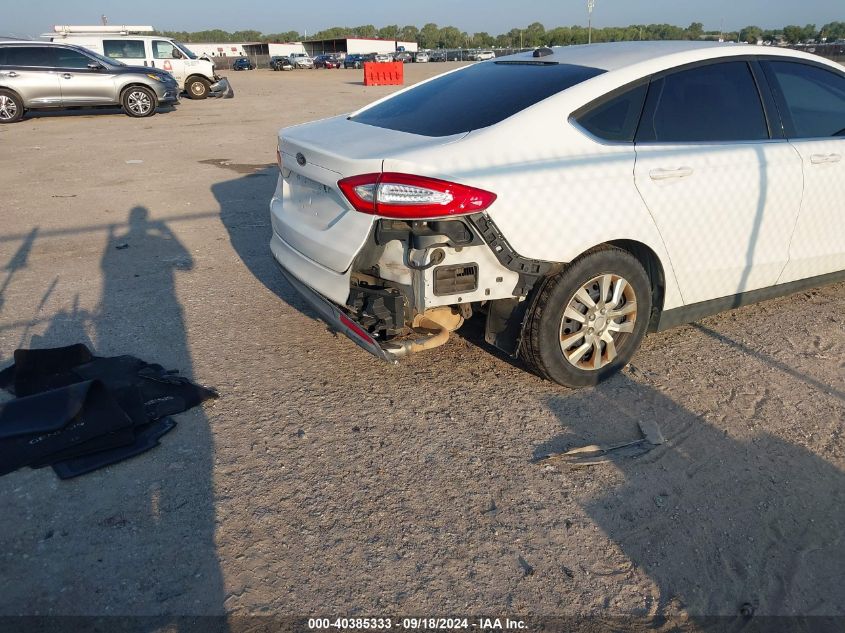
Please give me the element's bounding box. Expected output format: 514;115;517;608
52;417;177;480
0;344;217;479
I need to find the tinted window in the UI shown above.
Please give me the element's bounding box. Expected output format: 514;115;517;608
3;46;53;67
574;83;648;142
54;47;93;68
103;39;145;59
351;62;605;137
765;61;845;138
637;61;769;143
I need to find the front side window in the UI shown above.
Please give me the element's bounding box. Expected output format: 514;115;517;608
573;82;648;142
54;48;94;69
153;40;178;59
2;46;53;67
764;61;845;138
103;39;145;59
637;61;769;143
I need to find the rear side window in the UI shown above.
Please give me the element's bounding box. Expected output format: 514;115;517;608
764;61;845;138
104;39;145;59
573;82;648;142
637;61;769;143
2;46;53;67
351;62;605;137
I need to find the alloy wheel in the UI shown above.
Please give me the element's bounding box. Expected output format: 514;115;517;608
559;273;638;370
0;95;17;121
127;91;152;115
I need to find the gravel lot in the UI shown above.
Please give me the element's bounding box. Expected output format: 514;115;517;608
0;64;843;622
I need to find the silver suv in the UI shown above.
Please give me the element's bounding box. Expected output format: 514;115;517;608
0;41;180;123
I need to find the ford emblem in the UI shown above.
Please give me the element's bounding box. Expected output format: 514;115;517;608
296;152;306;166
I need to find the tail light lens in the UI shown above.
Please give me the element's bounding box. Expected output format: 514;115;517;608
338;172;496;219
276;147;283;172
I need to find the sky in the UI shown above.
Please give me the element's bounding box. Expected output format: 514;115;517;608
4;0;842;39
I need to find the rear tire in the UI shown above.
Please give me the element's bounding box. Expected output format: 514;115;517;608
121;86;157;118
0;89;24;124
186;77;210;99
520;246;651;388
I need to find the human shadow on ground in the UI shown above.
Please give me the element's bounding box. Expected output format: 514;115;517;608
538;372;845;627
4;206;228;627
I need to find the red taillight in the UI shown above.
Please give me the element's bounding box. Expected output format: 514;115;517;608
337;172;497;219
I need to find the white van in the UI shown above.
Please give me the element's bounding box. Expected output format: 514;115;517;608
48;26;233;99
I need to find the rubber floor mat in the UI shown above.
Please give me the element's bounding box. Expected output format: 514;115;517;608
0;344;217;479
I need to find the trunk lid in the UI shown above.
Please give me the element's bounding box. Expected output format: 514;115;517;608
272;115;465;273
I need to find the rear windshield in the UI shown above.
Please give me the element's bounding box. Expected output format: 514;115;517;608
350;61;605;137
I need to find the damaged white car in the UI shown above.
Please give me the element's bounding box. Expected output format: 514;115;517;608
270;41;845;387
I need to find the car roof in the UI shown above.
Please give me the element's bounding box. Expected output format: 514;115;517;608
502;40;823;71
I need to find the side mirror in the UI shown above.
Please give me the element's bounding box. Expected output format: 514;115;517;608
172;50;183;59
87;62;104;71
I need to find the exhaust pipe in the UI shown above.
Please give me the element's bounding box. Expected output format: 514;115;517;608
385;307;464;357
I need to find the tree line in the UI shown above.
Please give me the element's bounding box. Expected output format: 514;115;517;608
159;21;845;48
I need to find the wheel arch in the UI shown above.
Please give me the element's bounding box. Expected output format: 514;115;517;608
605;239;666;332
0;85;23;100
185;73;210;85
119;82;158;101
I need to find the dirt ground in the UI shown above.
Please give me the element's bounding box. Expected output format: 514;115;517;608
0;64;843;624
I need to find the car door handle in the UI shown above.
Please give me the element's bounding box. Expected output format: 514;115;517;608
810;153;842;164
0;71;18;78
648;167;694;180
61;73;72;79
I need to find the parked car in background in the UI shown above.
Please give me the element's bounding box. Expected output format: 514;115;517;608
429;50;447;62
289;52;315;69
269;41;845;387
270;56;293;71
48;26;230;99
232;57;254;70
374;53;392;63
0;40;179;122
414;51;430;63
314;54;341;69
393;51;413;63
344;53;375;68
476;50;496;60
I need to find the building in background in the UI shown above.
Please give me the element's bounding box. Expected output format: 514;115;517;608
302;37;418;56
182;37;416;62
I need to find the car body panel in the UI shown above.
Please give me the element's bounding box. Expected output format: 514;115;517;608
56;62;118;105
634;141;803;304
269;41;845;358
0;68;62;106
779;137;845;282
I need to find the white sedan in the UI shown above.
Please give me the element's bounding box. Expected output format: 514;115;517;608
269;41;845;387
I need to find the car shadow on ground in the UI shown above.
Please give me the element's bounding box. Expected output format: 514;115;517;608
0;207;228;627
213;166;324;326
25;105;177;120
538;373;845;623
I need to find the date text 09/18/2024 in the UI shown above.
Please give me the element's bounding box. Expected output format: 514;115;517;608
307;618;528;630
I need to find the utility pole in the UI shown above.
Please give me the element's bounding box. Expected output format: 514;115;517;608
587;0;595;44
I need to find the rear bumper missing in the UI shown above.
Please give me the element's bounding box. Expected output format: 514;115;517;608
275;263;398;364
